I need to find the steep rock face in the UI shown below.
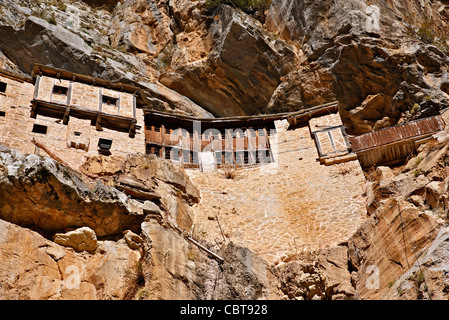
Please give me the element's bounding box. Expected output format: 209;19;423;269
0;144;281;300
348;130;449;299
161;5;297;117
384;227;449;300
141;219;281;300
0;146;144;238
108;0;173;57
348;198;443;299
274;245;355;300
0;0;211;118
267;0;449;134
0;16;101;77
0;217;140;299
80;153;200;232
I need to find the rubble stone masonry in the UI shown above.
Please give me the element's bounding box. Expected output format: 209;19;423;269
0;73;144;170
187;119;368;264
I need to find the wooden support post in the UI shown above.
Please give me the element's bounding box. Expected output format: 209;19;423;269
66;83;72;106
129;119;136;138
216;215;226;243
63;107;70;125
34;75;41;100
117;92;121;115
30;102;38;118
161;124;166;159
95;113;103;131
98;88;102;112
132;93;137;118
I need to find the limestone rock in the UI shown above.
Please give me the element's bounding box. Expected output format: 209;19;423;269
160;5;297;117
0;218;140;299
141;219;282;300
385;227;449;300
108;0;172;57
274;245;355;300
0;16;100;77
425;181;443;209
348;198;443;299
0;146;144;237
53;227;98;253
376;166;394;180
142;201;162;215
267;0;449;134
80;152;199;232
123;230;143;250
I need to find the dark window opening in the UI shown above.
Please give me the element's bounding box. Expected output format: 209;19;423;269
224;151;234;165
32;124;47;134
235;151;245;166
191;151;199;165
215;151;222;165
146;143;162;157
98;138;112;155
52;85;68;96
0;82;6;93
168;147;181;161
182;150;190;163
0;111;5;117
257;149;271;164
74;131;82;137
102;95;118;107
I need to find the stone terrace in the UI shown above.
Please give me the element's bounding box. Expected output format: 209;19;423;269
187;123;368;265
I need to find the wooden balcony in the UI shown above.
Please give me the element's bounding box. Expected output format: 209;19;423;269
31;99;138;137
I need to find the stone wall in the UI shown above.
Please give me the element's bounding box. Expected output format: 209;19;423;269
187;114;368;265
0;73;145;169
37;75;136;117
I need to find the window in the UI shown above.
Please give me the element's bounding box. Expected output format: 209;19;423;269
98;138;112;150
52;85;68;96
32;124;47;134
0;111;5;117
74;131;82;137
102;95;118;107
146;143;162;156
0;82;6;93
98;138;113;155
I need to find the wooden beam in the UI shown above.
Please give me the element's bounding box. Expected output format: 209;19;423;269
30;102;38;118
31;138;70;167
62;107;70;125
129;119;136;138
186;237;224;263
95;113;103;131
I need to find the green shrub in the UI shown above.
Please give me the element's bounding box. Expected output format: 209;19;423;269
417;19;436;44
414;168;422;177
410;103;420;115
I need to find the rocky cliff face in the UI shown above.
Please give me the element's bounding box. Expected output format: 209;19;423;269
348;129;449;299
267;0;449;134
1;0;448;130
0;145;281;299
2;0;449;301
